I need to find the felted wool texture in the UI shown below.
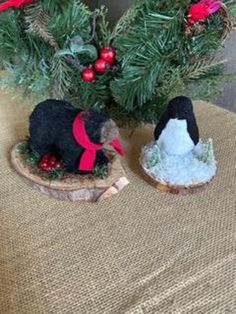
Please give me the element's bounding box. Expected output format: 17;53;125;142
0;90;236;314
29;100;112;173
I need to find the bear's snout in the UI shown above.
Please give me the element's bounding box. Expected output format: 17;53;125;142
101;119;119;144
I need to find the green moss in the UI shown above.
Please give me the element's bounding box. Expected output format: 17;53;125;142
17;140;108;180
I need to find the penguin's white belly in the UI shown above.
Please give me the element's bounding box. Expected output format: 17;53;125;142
157;119;195;155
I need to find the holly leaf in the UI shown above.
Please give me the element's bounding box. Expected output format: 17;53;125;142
54;48;74;57
69;35;85;54
70;42;83;54
75;44;98;60
69;35;84;47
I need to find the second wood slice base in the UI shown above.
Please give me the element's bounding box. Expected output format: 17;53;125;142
141;167;213;195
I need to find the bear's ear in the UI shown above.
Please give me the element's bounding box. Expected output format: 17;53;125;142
100;120;119;144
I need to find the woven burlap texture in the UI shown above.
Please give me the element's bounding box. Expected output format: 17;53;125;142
0;91;235;314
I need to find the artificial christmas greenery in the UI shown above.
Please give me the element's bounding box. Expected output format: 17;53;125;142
0;0;235;126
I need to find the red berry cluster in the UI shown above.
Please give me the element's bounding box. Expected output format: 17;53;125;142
39;154;62;173
82;47;116;83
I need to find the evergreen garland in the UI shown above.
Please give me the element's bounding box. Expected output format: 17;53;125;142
0;0;235;126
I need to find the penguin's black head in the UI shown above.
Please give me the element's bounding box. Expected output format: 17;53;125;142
167;96;194;120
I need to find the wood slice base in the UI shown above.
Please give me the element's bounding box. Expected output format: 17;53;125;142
141;167;214;195
10;143;129;202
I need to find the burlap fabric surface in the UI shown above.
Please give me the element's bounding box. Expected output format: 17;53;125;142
0;90;235;314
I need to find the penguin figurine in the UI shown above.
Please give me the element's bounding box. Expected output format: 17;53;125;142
154;96;199;155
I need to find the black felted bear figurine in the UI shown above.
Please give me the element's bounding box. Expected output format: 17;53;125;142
29;99;125;174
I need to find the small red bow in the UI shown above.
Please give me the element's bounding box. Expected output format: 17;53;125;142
188;0;222;25
0;0;35;11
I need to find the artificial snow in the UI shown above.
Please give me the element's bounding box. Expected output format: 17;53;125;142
141;140;217;186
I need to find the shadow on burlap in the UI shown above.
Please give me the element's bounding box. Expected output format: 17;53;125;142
0;90;235;314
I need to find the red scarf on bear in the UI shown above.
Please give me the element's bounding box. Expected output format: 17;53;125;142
73;112;125;171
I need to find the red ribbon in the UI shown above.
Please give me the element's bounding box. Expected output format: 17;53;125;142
0;0;35;11
73;111;125;171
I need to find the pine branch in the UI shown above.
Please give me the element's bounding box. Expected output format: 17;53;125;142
85;11;99;44
109;3;141;43
95;6;111;48
114;11;175;64
181;58;227;80
24;3;59;50
0;11;25;60
51;57;73;99
111;14;181;109
50;0;92;44
76;74;111;109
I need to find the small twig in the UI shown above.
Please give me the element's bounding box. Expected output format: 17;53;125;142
85;12;98;44
64;56;85;72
